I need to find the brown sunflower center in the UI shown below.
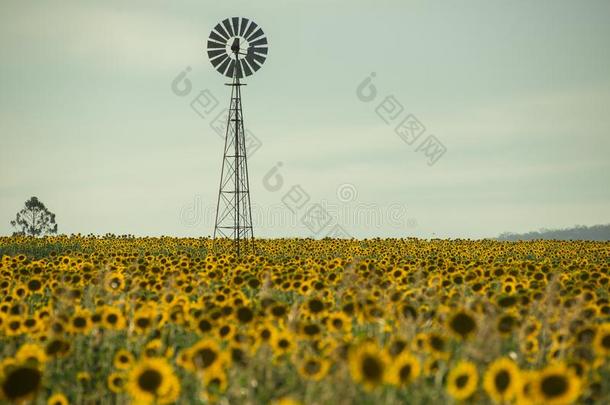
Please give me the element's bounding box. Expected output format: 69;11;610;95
308;299;324;313
399;364;412;381
362;355;383;381
137;369;162;393
236;307;254;323
1;367;42;400
456;374;469;389
450;313;476;337
541;375;568;397
601;334;610;349
73;317;87;328
494;370;510;392
193;348;217;368
305;360;321;375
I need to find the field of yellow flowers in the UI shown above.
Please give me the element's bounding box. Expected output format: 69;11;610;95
0;236;609;404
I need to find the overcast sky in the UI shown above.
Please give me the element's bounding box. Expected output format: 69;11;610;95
1;0;609;239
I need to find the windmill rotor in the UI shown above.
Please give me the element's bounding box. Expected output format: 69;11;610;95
206;17;269;79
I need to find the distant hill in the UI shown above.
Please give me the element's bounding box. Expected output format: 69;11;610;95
497;224;610;241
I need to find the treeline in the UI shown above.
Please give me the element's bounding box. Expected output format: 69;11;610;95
497;224;610;241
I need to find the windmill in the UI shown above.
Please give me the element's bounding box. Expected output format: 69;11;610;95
206;17;269;255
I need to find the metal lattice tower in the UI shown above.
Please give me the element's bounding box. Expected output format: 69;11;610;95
213;71;254;254
206;17;268;255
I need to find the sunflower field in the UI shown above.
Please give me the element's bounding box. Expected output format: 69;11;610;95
0;236;609;404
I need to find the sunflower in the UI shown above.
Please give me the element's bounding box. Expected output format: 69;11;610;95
12;284;28;300
386;351;420;387
298;356;331;381
592;322;610;358
69;309;92;335
107;372;126;393
326;312;352;335
483;357;521;403
304;297;327;316
47;393;69;405
216;323;236;341
497;313;518;337
446;361;478;400
15;343;47;366
426;333;449;359
348;341;390;391
412;333;429;352
23;316;41;334
202;364;228;395
104;272;125;293
76;371;90;384
101;306;126;330
386;338;409;358
188;339;223;372
114;349;135;370
0;364;43;402
447;310;477;339
228;344;249;368
0;357;17;377
521;336;539;362
26;277;45;294
269;304;288;319
532;363;581;405
133;308;155;334
234;306;255;324
254;323;275;348
516;370;538;405
271;330;295;357
44;338;70;358
4;315;23;336
126;357;180;405
193;316;214;335
144;339;164;358
300;322;322;339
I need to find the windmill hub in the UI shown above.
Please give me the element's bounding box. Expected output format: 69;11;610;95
230;37;243;55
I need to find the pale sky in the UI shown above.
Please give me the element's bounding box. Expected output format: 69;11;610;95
1;0;609;239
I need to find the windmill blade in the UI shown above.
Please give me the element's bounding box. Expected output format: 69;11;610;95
231;17;240;37
226;59;236;78
222;19;234;37
249;36;268;47
210;54;229;69
213;22;229;40
207;48;226;60
240;59;253;77
239;18;249;36
207;40;226;50
247;27;264;42
216;56;232;75
243;20;258;40
249;52;266;66
209;30;227;45
249;46;268;55
245;55;262;72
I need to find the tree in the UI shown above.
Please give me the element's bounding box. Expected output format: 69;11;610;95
10;197;58;236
